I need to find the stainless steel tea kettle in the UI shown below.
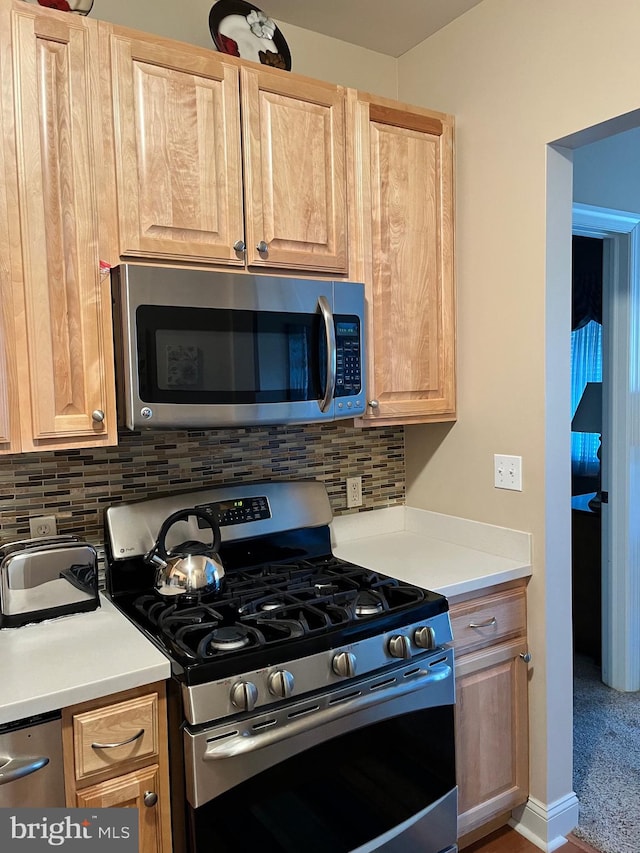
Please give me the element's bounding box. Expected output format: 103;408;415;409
145;508;225;597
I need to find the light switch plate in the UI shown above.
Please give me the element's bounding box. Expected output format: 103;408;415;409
494;455;523;491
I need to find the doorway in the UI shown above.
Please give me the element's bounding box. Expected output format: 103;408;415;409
570;234;602;666
571;198;640;693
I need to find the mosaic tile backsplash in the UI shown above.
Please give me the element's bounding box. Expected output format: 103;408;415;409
0;423;405;556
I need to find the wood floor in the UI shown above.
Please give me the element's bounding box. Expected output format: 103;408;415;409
465;826;600;853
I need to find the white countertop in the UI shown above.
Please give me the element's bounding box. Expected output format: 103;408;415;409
331;505;532;598
0;593;170;725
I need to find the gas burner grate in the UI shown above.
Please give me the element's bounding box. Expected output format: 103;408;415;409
123;556;427;666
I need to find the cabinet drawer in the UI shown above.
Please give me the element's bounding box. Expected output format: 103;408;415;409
72;693;158;782
450;589;526;656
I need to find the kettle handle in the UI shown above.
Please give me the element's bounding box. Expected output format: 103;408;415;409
145;508;221;567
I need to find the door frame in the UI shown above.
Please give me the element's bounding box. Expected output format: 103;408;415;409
573;202;640;691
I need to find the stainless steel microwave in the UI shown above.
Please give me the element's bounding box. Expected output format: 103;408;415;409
111;265;366;430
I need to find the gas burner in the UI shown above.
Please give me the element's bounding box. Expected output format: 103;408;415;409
314;581;339;595
258;599;284;611
354;590;384;617
207;625;252;651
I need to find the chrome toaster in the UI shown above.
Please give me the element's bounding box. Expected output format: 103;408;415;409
0;535;100;628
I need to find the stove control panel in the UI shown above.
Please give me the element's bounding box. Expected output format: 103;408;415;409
196;496;271;528
183;611;455;726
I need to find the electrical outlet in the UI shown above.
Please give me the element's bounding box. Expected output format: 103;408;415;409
346;476;363;508
494;455;523;491
29;515;57;538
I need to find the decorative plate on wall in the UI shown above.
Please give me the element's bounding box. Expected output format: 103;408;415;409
20;0;94;14
209;0;291;71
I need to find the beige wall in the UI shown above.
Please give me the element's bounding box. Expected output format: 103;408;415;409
397;0;640;824
92;0;398;97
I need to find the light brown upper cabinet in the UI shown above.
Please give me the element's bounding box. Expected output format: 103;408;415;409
107;27;348;273
0;0;116;452
348;91;456;425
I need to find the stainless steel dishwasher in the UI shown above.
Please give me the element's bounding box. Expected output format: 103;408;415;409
0;711;65;806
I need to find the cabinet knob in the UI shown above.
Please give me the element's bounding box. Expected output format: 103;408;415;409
91;409;105;423
520;651;532;663
368;400;379;409
256;240;269;254
233;239;246;254
143;791;158;808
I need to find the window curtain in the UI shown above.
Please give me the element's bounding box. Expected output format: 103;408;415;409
571;236;603;477
571;321;602;476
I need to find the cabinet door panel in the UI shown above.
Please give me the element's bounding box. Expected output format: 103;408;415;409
350;94;455;424
11;8;115;449
110;34;244;264
242;68;347;272
455;640;529;837
370;117;454;418
76;765;167;853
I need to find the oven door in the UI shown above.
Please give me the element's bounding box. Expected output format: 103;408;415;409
183;648;457;853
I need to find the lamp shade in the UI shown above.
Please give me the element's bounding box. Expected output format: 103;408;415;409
571;381;602;433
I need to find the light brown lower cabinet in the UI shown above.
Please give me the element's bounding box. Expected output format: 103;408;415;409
62;682;172;853
450;582;529;845
75;766;164;853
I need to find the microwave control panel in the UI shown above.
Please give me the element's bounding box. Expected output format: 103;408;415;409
335;317;362;397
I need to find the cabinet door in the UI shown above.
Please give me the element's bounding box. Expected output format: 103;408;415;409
109;30;244;265
349;92;456;424
76;765;169;853
455;639;529;837
241;67;347;272
6;3;116;450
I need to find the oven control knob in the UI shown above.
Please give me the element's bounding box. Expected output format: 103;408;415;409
332;651;357;678
388;634;412;659
414;626;437;650
230;680;258;712
268;669;295;699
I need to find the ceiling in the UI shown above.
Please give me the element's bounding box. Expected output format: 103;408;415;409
261;0;484;58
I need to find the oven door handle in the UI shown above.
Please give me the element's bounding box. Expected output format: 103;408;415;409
203;661;452;760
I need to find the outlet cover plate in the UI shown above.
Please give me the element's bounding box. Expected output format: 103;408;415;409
29;515;57;538
346;476;363;508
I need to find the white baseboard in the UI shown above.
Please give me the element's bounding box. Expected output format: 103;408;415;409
509;793;580;852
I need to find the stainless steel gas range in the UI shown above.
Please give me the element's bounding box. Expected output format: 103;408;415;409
104;480;457;853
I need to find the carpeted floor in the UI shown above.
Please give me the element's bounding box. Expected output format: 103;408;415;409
573;655;640;853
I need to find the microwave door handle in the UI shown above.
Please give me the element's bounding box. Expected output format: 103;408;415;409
318;295;336;413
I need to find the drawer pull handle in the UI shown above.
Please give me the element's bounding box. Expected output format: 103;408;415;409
91;728;145;750
520;651;532;663
468;616;497;629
